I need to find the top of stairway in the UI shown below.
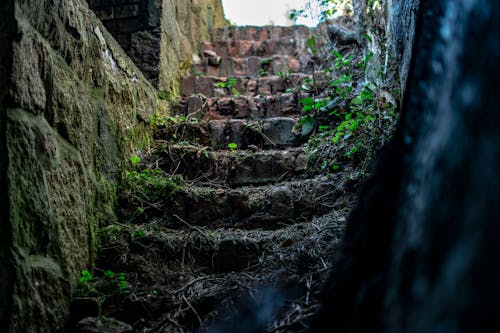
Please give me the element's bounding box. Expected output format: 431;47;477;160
213;25;315;42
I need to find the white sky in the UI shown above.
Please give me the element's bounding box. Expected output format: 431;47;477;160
221;0;320;26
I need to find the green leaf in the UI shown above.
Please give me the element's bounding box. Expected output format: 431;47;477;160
299;116;315;136
299;97;314;105
231;88;241;96
130;156;141;164
227;142;238;149
104;270;115;279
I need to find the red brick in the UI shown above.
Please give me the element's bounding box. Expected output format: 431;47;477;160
219;58;233;76
207;66;219;76
232;58;246;76
187;95;204;117
249;97;266;118
234;97;250;118
239;40;254;57
197;77;213;96
227;40;239;58
257;77;272;95
271;26;282;39
279;93;298;115
246;79;258;96
269;76;285;94
264;96;280;116
280;27;294;39
288;56;301;72
182;76;196;96
271;57;287;74
257;28;269;41
246;56;261;76
244;27;257;40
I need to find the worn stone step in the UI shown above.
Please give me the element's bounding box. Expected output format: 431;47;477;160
175;93;302;120
164;176;340;228
181;72;328;98
155;117;304;149
157;145;308;186
213;25;313;43
201;38;302;58
192;54;314;77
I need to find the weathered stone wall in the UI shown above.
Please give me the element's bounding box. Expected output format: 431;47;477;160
312;0;500;332
386;0;420;96
159;0;227;97
0;0;156;331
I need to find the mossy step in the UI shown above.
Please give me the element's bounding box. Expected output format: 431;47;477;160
154;117;304;149
175;93;303;120
156;144;308;186
163;176;341;228
180;72;327;98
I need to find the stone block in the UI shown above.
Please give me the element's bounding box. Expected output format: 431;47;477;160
182;76;196;96
239;40;253;57
196;76;213;96
219;57;233;76
246;56;261;76
232;58;246;76
187;95;204;116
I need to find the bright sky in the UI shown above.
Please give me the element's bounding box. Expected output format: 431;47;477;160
221;0;320;26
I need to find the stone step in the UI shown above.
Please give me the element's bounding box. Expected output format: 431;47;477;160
155;117;303;149
201;38;303;58
157;145;308;186
213;25;313;43
175;93;302;120
192;54;314;77
181;72;328;98
164;176;340;228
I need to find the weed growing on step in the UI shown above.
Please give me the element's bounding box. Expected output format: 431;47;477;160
76;268;130;308
120;155;185;221
214;77;241;96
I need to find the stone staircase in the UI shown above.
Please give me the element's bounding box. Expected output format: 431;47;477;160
88;25;348;332
154;25;338;229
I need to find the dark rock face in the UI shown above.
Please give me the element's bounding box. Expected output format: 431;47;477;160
312;0;500;332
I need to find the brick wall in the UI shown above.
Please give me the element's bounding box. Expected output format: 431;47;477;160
88;0;162;86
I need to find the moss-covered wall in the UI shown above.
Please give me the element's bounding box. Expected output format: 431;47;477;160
159;0;227;97
0;0;156;331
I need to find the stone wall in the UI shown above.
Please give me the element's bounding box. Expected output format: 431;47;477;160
87;0;163;86
311;0;500;331
159;0;227;97
88;0;227;93
0;0;156;331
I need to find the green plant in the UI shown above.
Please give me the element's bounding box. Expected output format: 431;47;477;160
332;50;354;70
215;77;240;96
130;155;141;165
131;228;145;239
79;269;93;284
227;142;238;150
104;270;128;294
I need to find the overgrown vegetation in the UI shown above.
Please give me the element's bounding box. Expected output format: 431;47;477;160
291;0;399;176
120;154;185;221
